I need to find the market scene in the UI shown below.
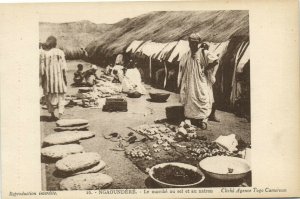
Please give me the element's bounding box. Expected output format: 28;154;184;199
40;10;251;190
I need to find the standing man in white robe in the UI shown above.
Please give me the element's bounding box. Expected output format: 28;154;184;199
200;42;220;122
40;36;68;120
178;33;218;129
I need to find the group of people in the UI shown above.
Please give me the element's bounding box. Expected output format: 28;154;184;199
73;64;101;87
105;59;146;95
39;33;221;129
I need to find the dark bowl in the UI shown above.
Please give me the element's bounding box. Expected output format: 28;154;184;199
127;91;142;98
149;93;170;102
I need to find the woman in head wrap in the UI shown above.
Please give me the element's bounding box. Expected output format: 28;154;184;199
40;36;68;120
178;33;218;129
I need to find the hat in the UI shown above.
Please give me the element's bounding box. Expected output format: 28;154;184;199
91;65;98;70
188;33;201;42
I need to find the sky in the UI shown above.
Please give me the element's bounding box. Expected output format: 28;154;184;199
38;3;159;24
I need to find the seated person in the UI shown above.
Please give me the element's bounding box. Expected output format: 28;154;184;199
84;65;101;86
120;61;146;95
112;64;124;83
73;64;85;85
105;64;113;75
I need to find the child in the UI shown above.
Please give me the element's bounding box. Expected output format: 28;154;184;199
73;64;84;86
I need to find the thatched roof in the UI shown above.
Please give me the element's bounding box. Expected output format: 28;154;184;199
86;10;249;63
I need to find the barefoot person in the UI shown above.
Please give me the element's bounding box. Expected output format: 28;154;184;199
40;36;68;120
178;33;218;129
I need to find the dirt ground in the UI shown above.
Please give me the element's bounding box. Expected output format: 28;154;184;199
40;60;251;190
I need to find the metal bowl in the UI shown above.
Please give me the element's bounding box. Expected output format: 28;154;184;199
149;162;205;188
199;156;251;181
149;92;170;102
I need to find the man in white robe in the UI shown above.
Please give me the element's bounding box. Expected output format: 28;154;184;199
200;42;220;122
178;33;218;129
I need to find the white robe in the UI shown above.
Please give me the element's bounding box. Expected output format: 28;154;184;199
40;48;67;94
178;48;218;119
121;68;146;94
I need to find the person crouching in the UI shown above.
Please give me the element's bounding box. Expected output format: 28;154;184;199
73;64;84;86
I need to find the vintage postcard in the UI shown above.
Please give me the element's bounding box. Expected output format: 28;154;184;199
0;0;299;198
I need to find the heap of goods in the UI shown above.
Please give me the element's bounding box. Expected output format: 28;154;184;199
126;146;152;160
56;152;101;173
60;173;113;190
131;120;200;147
96;81;122;95
187;141;234;160
152;165;203;185
41;144;84;159
65;79;122;108
43;131;95;146
126;121;242;165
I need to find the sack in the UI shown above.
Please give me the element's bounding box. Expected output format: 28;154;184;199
41;144;84;159
56;119;89;127
60;173;113;190
56;152;101;173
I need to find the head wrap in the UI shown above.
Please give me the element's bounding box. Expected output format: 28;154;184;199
91;65;98;70
188;33;201;42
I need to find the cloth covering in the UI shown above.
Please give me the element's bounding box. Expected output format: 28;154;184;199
46;93;65;114
120;68;146;94
40;48;67;94
178;48;218;120
40;48;67;114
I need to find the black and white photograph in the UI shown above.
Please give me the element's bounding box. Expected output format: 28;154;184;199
39;8;251;190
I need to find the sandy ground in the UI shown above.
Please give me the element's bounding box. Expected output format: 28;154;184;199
40;60;251;190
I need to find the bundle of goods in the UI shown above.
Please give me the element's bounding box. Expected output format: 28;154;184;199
98;74;114;82
102;97;127;112
41;144;84;159
78;87;93;93
55;119;89;131
60;173;113;190
96;81;122;95
55;152;101;174
43;131;95;146
55;152;108;178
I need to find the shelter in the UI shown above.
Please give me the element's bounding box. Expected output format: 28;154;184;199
124;36;250;115
84;10;250;116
